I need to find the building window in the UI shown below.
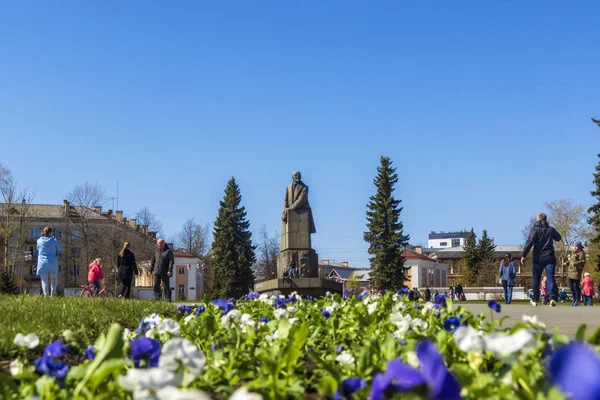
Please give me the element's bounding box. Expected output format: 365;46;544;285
92;232;102;240
72;230;81;239
178;284;185;295
71;266;80;276
31;228;42;240
440;242;448;247
71;247;81;258
54;229;62;239
451;238;460;247
178;267;185;274
9;246;17;257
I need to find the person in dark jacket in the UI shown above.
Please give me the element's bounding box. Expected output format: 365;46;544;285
117;241;138;299
150;239;174;301
521;213;562;307
425;287;431;302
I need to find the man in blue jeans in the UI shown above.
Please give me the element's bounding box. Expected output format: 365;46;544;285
521;213;562;307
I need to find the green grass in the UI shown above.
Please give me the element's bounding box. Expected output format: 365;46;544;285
0;295;176;359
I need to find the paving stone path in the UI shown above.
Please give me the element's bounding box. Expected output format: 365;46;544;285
462;303;600;338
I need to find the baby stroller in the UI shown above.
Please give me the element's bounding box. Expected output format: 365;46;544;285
558;288;570;303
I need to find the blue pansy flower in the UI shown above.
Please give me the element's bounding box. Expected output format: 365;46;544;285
343;289;354;299
84;346;96;360
357;291;369;301
196;305;206;316
369;340;461;400
227;297;236;305
397;287;410;296
273;297;286;309
245;291;260;300
334;377;367;400
413;305;421;310
212;299;235;316
549;342;600;400
211;343;217;351
34;340;69;380
177;304;193;314
399;340;408;346
444;317;462;332
434;293;449;307
487;300;501;313
307;295;315;302
379;289;385;295
335;345;343;354
322;309;331;319
289;295;297;303
260;316;269;324
130;337;161;369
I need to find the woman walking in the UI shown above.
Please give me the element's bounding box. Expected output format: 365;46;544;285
581;273;595;306
117;242;138;298
499;254;517;304
36;226;62;296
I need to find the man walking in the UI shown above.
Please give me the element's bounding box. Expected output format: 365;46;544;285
151;239;174;302
521;213;562;307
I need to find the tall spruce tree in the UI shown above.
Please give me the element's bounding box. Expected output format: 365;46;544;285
588;117;600;271
476;230;497;286
462;228;479;286
210;177;256;299
363;156;410;290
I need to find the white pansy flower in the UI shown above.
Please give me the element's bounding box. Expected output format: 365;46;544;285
184;314;196;324
229;386;264;400
362;296;371;305
336;351;356;365
288;318;298;325
392;302;406;313
454;326;485;353
118;368;177;393
367;302;378;315
10;359;23;376
13;333;39;349
484;330;537;360
145;328;157;339
259;294;271;304
123;328;136;342
156;318;181;336
522;315;546;329
392;294;399;302
159;338;206;379
156;387;211;400
240;314;256;333
411;318;429;333
221;310;242;329
265;330;280;342
329;302;340;311
325;306;335;314
274;309;289;320
326;291;332;297
286;306;297;314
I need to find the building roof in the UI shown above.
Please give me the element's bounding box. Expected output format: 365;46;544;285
430;245;524;258
173;250;198;258
352;270;371;281
327;268;356;280
428;231;470;240
402;250;440;262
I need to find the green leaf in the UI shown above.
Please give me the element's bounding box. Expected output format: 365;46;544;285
89;359;128;390
0;372;18;393
285;323;309;373
587;325;600;345
575;324;587;342
317;375;338;396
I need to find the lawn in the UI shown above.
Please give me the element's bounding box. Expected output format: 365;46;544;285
0;295;176;360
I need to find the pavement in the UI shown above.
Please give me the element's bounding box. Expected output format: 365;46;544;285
462;303;600;338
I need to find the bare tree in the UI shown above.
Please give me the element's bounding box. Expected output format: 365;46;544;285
135;206;164;238
175;218;210;257
544;199;590;280
0;163;36;292
521;216;536;243
253;225;279;282
65;182;108;284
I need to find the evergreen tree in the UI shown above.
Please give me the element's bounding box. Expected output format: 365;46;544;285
0;267;17;294
476;230;497;286
462;229;479;286
588;118;600;271
363;156;410;290
210;177;256;299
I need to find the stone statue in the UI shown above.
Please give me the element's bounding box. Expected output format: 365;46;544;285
281;171;316;233
278;171;319;278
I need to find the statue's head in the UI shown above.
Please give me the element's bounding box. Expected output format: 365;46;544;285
292;171;301;182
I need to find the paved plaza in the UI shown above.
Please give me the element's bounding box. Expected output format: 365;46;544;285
463;303;600;338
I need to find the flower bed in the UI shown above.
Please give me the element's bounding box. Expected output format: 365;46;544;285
3;291;600;399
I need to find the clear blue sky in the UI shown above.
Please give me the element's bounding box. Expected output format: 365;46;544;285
1;2;599;268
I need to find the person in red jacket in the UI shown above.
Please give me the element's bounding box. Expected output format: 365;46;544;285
88;258;104;296
581;272;595;306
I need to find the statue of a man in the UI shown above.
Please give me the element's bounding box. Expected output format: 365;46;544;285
281;171;316;233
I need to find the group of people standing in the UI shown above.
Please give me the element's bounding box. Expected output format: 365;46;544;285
35;226;174;301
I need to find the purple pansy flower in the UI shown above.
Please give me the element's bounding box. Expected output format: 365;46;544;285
84;346;96;360
549;342;600;400
177;304;193;314
443;317;462;333
245;291;260;300
260;316;269;324
212;299;235;316
334;377;367;400
196;305;206;316
130;337;161;369
34;340;69;380
487;300;501;313
335;345;343;354
322;309;331;319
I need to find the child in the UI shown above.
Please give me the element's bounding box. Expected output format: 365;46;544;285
540;276;548;305
88;258;104;296
567;241;586;306
581;273;595;306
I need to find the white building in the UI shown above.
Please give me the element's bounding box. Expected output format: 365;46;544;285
402;251;449;288
427;231;470;249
